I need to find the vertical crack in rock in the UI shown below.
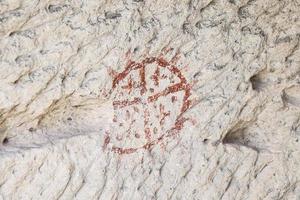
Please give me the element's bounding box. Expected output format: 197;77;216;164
0;123;8;144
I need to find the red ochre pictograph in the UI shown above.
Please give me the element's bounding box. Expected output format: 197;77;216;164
105;51;193;154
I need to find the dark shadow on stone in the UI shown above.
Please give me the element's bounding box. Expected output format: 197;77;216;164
222;127;259;152
250;74;264;91
3;138;8;144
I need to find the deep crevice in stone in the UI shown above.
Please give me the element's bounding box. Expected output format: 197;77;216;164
250;74;264;91
223;127;246;144
2;138;8;144
249;69;273;92
222;127;260;152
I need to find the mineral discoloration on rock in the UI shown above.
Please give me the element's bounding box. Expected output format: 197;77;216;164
0;0;299;199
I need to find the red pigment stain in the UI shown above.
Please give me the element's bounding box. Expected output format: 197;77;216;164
103;134;110;149
159;104;170;126
106;52;193;155
151;67;160;86
121;76;134;93
113;97;142;109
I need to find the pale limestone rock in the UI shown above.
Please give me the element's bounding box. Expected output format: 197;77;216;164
0;0;300;199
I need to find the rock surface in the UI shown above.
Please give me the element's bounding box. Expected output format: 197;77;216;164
0;0;300;199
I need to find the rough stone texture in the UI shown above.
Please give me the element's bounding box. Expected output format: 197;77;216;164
0;0;300;199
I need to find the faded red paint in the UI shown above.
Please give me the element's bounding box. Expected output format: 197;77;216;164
113;97;142;108
103;134;110;149
151;67;160;86
159;104;170;126
106;53;193;155
121;76;134;93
